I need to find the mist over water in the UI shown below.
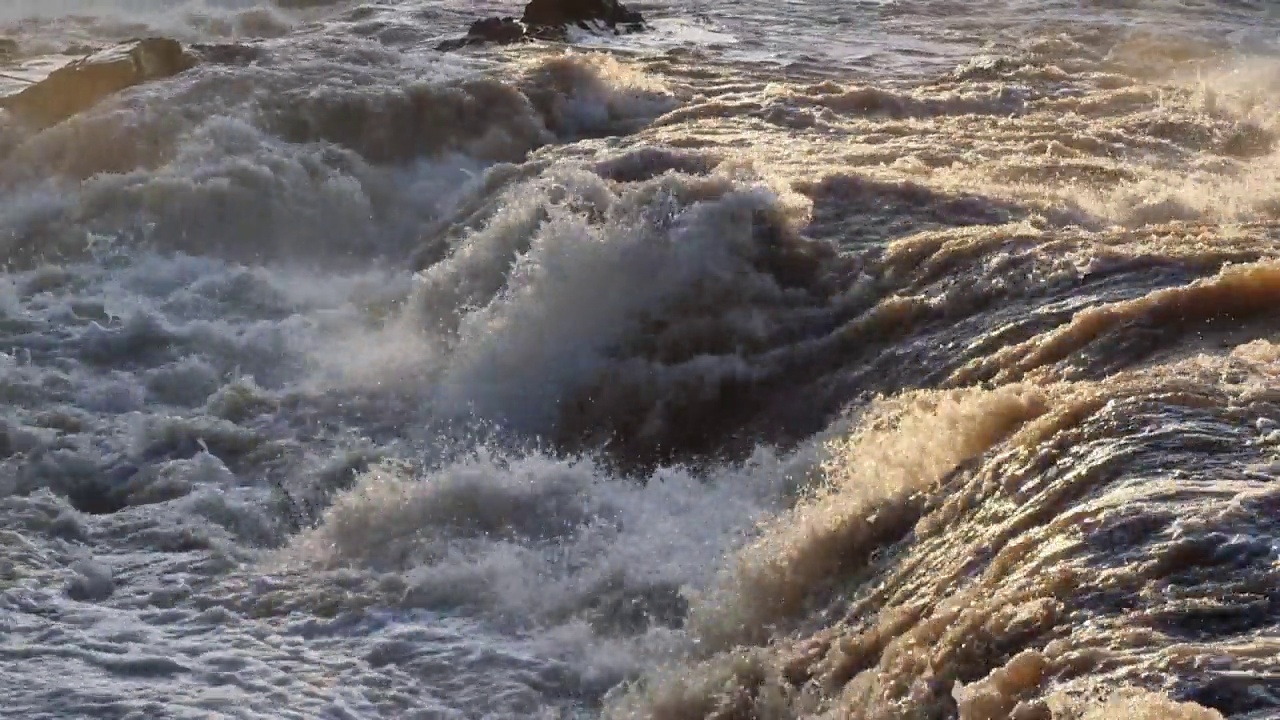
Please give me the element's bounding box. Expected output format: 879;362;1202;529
4;1;1280;719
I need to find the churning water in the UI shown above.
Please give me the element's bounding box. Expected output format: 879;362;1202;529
4;1;1280;718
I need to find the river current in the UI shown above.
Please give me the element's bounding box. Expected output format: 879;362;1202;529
3;1;1280;718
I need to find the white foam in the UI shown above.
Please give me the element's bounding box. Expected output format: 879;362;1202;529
0;1;887;718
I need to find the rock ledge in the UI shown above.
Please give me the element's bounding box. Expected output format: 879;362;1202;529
437;0;646;52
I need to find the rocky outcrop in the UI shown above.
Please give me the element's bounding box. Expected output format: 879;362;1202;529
436;0;646;52
520;0;643;28
0;38;197;130
438;18;532;52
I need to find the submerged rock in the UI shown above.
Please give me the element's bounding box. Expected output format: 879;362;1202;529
436;0;646;52
0;38;197;130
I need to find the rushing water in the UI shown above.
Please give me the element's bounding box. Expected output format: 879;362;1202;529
3;1;1280;718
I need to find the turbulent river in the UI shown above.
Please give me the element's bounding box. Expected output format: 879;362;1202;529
3;1;1280;718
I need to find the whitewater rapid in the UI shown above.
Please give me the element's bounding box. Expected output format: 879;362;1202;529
4;1;1280;719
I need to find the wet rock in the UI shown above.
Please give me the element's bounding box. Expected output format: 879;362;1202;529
0;38;17;63
436;17;529;52
436;0;646;52
0;38;198;130
521;0;643;29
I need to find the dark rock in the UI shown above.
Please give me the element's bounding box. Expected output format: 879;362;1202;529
436;17;530;52
473;16;530;43
0;38;198;130
521;0;643;29
436;0;646;52
0;38;17;63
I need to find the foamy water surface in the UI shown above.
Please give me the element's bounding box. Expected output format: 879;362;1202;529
4;1;1280;718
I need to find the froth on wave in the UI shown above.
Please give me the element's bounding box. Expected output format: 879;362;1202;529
606;349;1280;718
7;5;1280;718
358;146;1073;469
0;50;676;268
399;157;835;458
0;0;296;51
574;31;1280;714
257;442;821;708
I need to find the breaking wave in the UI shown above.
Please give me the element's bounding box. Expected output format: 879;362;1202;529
5;1;1280;719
